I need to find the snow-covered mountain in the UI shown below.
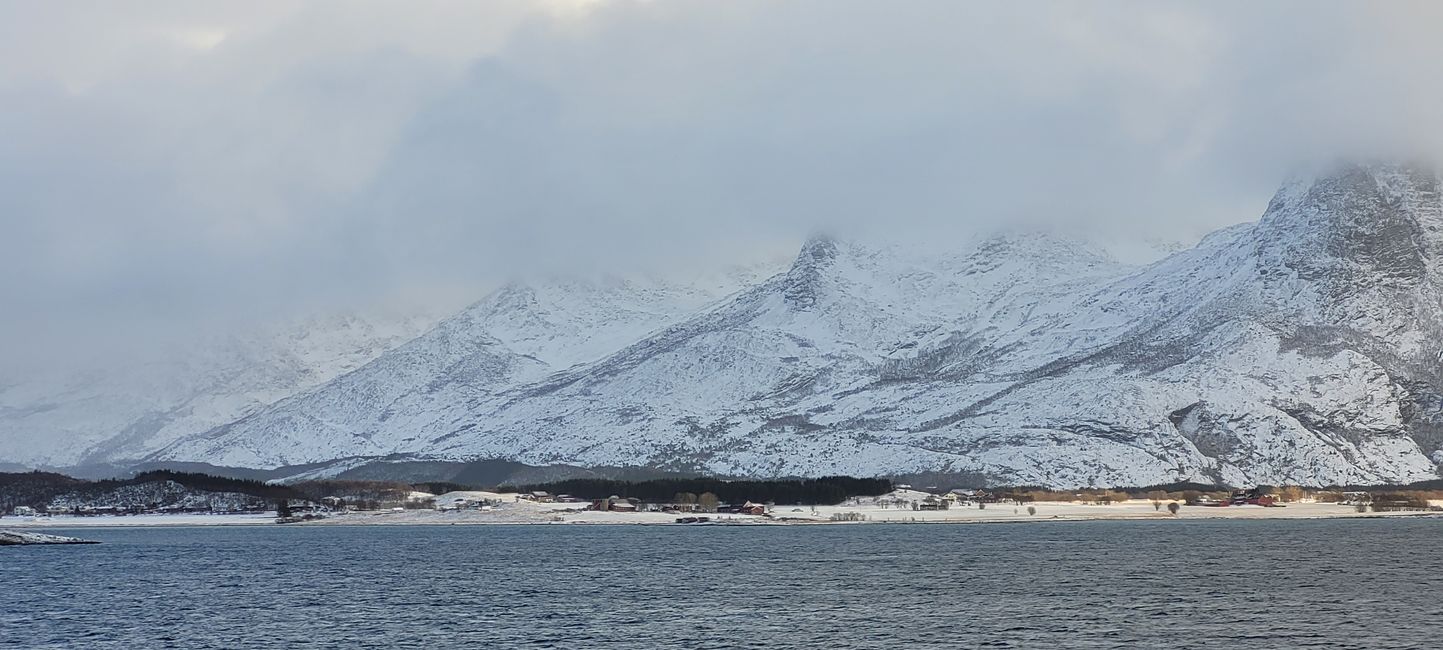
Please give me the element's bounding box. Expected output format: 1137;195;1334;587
0;311;438;468
152;268;778;467
21;163;1443;488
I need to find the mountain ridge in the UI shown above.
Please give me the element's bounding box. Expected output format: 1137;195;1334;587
9;163;1443;488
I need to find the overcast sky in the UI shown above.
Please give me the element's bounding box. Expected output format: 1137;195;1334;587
4;0;1443;359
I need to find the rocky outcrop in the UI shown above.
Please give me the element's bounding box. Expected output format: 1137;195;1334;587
0;531;99;545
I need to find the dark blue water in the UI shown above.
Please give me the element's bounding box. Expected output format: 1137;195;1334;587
3;519;1440;649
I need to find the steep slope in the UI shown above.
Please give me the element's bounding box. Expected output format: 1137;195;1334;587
156;234;1133;473
837;162;1443;486
415;235;1141;478
0;311;437;468
154;269;776;467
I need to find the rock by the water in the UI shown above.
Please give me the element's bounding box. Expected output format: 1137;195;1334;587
0;530;99;545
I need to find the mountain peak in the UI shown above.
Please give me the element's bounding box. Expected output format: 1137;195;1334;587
795;233;840;263
782;235;844;310
1257;161;1442;283
1268;161;1440;215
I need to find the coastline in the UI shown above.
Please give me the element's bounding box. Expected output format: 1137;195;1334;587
6;498;1439;529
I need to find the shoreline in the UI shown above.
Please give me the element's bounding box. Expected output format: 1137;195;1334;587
6;500;1440;529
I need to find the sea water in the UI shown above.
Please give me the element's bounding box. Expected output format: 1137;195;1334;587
3;519;1439;649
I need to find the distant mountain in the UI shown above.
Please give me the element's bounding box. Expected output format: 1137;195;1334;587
17;163;1443;488
151;268;777;468
0;311;438;468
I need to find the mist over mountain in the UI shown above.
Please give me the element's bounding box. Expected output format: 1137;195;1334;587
0;310;439;469
7;163;1439;488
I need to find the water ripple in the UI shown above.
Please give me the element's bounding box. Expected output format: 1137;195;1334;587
2;519;1440;649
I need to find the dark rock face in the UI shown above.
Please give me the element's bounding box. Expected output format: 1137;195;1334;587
783;236;839;310
1169;402;1238;460
1400;383;1443;459
1287;165;1433;282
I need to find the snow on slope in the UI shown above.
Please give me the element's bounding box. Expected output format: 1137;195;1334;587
154;267;778;467
408;234;1148;480
875;162;1443;486
0;311;437;467
149;163;1443;487
155;232;1136;474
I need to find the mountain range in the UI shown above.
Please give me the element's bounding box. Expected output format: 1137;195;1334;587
5;163;1443;488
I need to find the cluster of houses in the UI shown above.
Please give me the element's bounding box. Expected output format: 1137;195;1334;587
587;496;769;516
437;497;499;511
319;496;350;510
515;491;586;504
274;500;332;524
590;496;641;512
874;487;1001;511
913;491;1000;510
431;490;597;512
1193;490;1283;507
19;502;271;517
9;499;349;521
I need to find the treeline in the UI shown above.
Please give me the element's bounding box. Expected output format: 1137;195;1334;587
976;482;1232;505
410;481;474;496
0;469;459;513
982;483;1443;510
288;479;429;510
1314;490;1436;511
516;476;893;505
0;471;87;513
125;470;301;500
0;470;305;512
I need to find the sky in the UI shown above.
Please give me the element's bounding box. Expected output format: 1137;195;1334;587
4;0;1443;361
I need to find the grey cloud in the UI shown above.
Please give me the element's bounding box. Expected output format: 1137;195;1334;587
3;1;1443;362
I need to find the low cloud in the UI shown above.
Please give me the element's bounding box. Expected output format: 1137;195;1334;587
4;1;1443;361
